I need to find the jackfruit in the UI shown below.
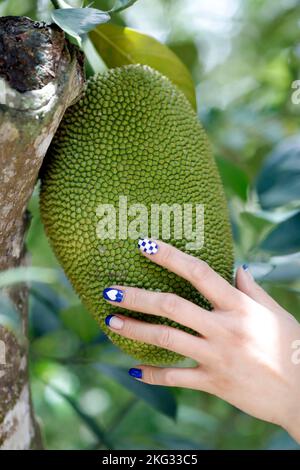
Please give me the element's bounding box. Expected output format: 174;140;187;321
40;64;234;365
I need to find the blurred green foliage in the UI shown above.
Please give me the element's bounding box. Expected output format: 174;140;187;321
1;0;300;450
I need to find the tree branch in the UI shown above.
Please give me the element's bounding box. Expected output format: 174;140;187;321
0;16;85;449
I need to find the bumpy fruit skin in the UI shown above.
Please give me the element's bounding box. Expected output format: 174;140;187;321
40;65;234;365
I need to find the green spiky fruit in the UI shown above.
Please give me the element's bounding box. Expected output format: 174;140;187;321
40;64;234;365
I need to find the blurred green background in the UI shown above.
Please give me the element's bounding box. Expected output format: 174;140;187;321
1;0;300;450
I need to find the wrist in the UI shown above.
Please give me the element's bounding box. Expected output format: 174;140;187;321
280;324;300;443
281;396;300;444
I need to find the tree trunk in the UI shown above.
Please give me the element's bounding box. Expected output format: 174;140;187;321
0;16;84;449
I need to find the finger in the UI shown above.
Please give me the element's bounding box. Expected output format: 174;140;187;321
236;265;285;313
138;239;237;309
103;286;215;336
105;314;211;363
129;365;211;390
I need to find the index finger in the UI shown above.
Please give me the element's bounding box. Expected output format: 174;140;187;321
138;238;236;310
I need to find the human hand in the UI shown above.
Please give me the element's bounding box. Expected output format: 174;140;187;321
103;240;300;443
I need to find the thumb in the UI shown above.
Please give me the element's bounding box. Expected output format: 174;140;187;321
236;265;284;313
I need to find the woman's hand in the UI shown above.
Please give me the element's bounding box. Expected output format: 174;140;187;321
103;239;300;443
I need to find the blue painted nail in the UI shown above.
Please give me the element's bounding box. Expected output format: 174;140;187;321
128;368;142;379
103;287;124;302
138;238;158;255
242;264;249;271
105;314;114;326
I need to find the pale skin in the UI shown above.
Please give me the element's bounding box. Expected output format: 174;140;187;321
104;240;300;443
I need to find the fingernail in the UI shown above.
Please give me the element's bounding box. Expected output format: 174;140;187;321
105;315;124;329
103;288;124;302
128;368;142;379
242;264;253;279
138;238;158;255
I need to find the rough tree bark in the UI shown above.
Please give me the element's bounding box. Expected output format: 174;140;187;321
0;16;84;449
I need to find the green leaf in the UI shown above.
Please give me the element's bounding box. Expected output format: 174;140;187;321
110;0;139;13
89;23;196;109
51;8;110;43
60;305;100;342
216;157;249;201
262;284;300;320
31;330;80;359
30;286;64;336
249;253;300;282
256;136;300;210
82;36;107;76
267;431;300;450
55;0;83;7
260;211;300;254
153;433;208;450
251;209;299;224
0;267;59;288
94;364;177;419
47;384;114;449
238;211;275;254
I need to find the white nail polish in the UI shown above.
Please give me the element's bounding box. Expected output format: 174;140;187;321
138;238;158;255
107;316;124;330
